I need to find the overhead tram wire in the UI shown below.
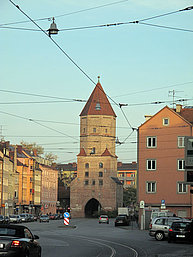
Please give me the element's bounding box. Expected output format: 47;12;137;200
0;0;128;27
0;110;79;142
9;0;134;135
3;5;193;33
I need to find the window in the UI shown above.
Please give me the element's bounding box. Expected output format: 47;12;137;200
92;180;95;185
99;180;103;186
155;218;164;225
163;118;169;126
178;183;187;193
93;128;96;133
95;102;101;110
147;160;156;170
83;128;86;133
99;162;103;168
90;147;95;154
99;172;103;177
85;163;89;168
105;129;108;133
178;159;185;170
85;172;89;177
84;180;89;185
178;137;185;148
146;182;156;193
147;137;157;148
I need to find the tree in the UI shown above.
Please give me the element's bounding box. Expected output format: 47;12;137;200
45;152;57;162
20;141;44;155
123;187;137;207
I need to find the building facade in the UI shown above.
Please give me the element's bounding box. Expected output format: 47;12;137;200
70;78;123;217
138;105;193;218
117;162;137;188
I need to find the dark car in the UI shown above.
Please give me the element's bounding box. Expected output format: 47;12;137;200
0;216;5;224
118;214;130;225
115;215;128;226
0;224;41;256
168;220;192;243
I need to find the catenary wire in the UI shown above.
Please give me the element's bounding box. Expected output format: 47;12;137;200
0;0;128;26
8;0;134;134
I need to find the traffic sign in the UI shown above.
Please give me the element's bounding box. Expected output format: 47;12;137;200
64;212;70;218
64;218;69;226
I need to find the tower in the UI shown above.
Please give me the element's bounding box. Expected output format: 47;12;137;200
70;78;123;217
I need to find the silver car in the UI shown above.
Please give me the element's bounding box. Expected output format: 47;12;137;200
149;216;183;241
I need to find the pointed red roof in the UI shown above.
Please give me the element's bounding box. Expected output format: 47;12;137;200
77;148;87;156
80;81;116;117
101;148;113;157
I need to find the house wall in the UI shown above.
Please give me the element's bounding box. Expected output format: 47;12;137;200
138;106;193;218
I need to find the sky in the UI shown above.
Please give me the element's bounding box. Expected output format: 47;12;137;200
1;0;193;163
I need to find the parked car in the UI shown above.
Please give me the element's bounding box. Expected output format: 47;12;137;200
49;214;55;220
39;215;49;223
115;215;128;226
9;215;22;224
118;214;130;225
168;220;192;243
0;224;41;256
29;214;35;222
0;215;4;224
149;216;183;241
4;216;10;224
99;215;109;224
20;214;28;223
33;215;38;222
54;214;60;220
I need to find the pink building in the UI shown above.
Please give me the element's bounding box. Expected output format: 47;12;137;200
40;164;58;214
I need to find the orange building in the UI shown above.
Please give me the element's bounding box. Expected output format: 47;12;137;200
138;105;193;218
117;162;137;188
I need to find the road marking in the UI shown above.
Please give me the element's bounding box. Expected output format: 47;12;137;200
73;235;139;257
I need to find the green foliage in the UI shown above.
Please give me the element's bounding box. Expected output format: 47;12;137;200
123;187;137;207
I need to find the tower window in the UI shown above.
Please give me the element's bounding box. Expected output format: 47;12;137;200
85;172;89;177
90;147;95;154
99;162;103;168
84;180;89;185
95;102;101;110
92;180;95;185
99;172;103;177
85;163;89;168
93;128;96;133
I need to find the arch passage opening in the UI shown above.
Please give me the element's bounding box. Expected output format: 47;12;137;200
84;198;101;218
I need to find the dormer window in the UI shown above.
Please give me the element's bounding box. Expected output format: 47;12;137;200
95;102;101;110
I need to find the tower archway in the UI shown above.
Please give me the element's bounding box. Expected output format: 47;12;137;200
84;198;101;217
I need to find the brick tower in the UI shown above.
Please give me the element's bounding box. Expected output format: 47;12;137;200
70;77;123;217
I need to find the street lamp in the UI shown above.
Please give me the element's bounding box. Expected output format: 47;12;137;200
48;17;59;37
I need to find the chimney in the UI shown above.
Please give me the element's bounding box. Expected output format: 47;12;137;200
144;115;152;121
17;145;23;154
33;149;37;157
176;104;182;113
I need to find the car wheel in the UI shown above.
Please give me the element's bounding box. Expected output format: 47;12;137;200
155;232;164;241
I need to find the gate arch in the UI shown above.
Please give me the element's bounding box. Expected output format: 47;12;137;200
84;198;101;217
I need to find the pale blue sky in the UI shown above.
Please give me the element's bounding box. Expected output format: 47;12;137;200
1;0;193;163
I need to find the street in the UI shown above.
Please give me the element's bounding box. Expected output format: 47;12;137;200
26;218;193;257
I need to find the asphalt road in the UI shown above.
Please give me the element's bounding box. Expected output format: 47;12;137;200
26;218;193;257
